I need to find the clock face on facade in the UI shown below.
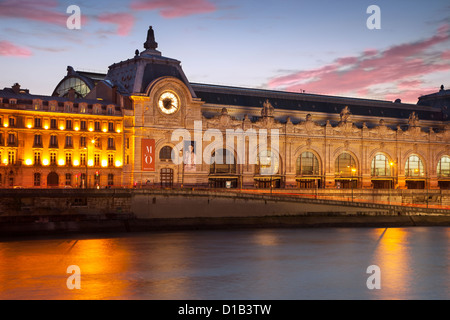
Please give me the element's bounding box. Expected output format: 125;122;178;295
158;91;179;115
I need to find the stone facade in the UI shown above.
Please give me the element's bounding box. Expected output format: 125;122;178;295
2;27;450;191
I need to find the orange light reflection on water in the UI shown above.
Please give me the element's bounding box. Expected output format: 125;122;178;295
371;228;412;299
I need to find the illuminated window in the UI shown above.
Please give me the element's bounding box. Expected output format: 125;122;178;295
65;153;72;166
405;155;425;177
34;118;42;128
437;156;450;178
108;154;114;167
94;153;100;166
80;153;86;166
335;153;357;176
50;152;57;165
33;134;42;147
49;135;58;148
65;136;73;148
34;152;41;165
7;133;16;146
54;77;90;98
107;137;115;149
371;154;391;176
80;136;86;148
8;151;15;165
296;152;319;176
210;149;236;174
255;150;279;176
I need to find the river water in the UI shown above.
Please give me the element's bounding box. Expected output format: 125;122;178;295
0;227;449;300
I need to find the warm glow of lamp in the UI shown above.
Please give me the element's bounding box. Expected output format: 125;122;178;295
2;159;7;165
88;159;94;167
89;128;94;132
58;159;65;166
115;160;122;167
73;159;80;166
3;123;8;128
101;159;108;167
351;168;357;173
42;159;49;166
390;162;394;166
59;126;65;130
27;124;32;129
102;128;107;133
44;125;49;130
74;127;79;131
116;128;121;133
91;139;96;144
25;159;32;166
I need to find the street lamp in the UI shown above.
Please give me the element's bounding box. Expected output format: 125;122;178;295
351;167;357;202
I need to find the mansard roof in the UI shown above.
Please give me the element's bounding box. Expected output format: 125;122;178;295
191;83;444;122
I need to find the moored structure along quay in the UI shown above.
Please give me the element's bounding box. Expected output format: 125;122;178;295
1;26;450;193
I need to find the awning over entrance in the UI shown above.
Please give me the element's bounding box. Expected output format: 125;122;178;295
254;176;282;181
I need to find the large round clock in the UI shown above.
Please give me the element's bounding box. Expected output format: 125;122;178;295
158;92;179;115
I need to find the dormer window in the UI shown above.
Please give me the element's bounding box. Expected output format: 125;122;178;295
64;103;72;112
9;99;16;105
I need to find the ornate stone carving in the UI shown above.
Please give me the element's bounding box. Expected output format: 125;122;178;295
261;99;274;118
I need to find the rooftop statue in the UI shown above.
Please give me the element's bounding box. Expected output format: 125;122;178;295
144;26;158;50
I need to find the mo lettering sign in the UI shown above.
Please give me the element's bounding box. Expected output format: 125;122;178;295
142;139;155;171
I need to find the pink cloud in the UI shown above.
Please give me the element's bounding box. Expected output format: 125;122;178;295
98;13;135;36
442;50;450;60
0;41;32;57
267;24;450;103
131;0;216;18
0;0;67;26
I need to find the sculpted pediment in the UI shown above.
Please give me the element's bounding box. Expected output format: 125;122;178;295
369;119;396;138
295;114;323;134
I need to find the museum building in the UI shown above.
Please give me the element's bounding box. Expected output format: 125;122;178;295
1;27;450;190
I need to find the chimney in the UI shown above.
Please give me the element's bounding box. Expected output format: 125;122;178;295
112;85;117;104
12;83;20;94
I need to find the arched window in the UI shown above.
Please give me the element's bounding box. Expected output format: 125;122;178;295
335;153;357;176
159;146;173;162
405;155;425;177
256;150;280;175
437;156;450;178
296;152;319;176
371;154;391;176
210;149;236;174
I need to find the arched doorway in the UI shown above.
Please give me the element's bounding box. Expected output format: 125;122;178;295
371;153;394;189
405;154;425;189
254;149;281;189
209;148;238;188
335;152;358;189
296;151;322;188
47;172;59;187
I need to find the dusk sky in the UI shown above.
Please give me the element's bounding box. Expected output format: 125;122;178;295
0;0;449;103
